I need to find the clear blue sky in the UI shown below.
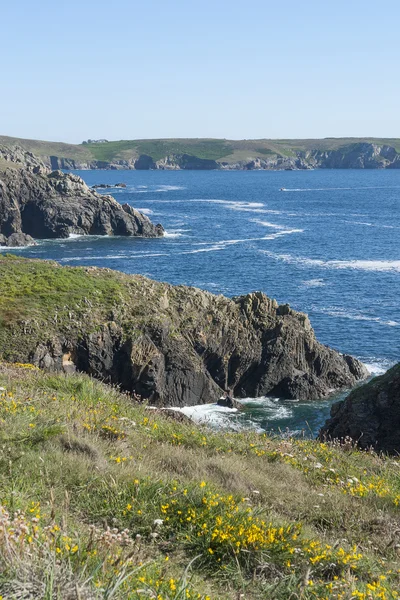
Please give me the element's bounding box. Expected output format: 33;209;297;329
2;0;399;143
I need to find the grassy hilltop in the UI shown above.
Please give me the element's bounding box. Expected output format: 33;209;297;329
1;363;400;599
2;134;400;167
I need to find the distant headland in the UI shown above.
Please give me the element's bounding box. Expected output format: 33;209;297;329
1;135;400;171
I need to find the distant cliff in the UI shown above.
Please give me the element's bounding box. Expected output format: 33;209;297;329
2;136;400;171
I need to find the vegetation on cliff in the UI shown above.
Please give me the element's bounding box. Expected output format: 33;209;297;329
0;256;367;405
2;135;400;170
0;362;399;599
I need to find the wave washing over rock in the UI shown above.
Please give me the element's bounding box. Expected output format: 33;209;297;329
0;257;368;407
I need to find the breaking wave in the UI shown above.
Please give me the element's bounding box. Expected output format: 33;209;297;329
261;251;400;273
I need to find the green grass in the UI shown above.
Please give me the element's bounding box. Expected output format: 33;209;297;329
85;139;234;162
2;134;400;166
0;362;400;599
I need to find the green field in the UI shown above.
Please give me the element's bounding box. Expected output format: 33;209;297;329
2;134;400;167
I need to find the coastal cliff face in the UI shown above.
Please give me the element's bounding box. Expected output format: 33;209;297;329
319;364;400;453
0;159;163;247
2;138;400;171
0;257;368;406
41;143;400;171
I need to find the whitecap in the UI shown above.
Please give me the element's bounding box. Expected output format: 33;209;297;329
261;251;400;273
312;305;399;327
301;279;326;287
250;219;288;230
136;208;154;215
281;186;400;192
155;185;186;192
163;229;190;238
343;220;400;229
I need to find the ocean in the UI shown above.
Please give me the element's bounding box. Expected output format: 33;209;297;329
4;168;399;435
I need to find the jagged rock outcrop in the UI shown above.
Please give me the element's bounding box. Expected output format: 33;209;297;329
0;144;47;171
319;364;400;453
0;167;164;246
0;258;368;407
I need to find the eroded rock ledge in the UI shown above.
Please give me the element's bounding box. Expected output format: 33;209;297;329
0;163;163;246
0;258;368;406
319;364;400;453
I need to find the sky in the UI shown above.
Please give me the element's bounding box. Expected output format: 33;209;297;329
1;0;399;143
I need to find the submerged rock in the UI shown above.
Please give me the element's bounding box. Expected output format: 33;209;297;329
0;168;163;244
319;364;400;453
0;258;368;407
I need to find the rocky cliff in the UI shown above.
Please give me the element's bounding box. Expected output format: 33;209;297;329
0;257;368;406
36;144;400;171
3;137;400;171
0;162;163;247
319;364;400;453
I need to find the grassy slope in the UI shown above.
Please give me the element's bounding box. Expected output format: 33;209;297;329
0;363;400;599
0;256;232;366
2;134;400;165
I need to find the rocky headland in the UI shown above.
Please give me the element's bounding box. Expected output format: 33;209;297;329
0;257;368;407
42;143;400;171
319;363;400;453
3;136;400;171
0;147;163;247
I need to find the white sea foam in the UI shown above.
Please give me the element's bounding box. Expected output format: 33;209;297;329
172;404;238;428
301;279;326;287
68;233;85;238
281;186;400;192
60;252;169;263
171;403;265;432
250;219;288;230
163;229;189;238
182;245;226;254
312;306;399;327
343;220;400;229
361;358;395;376
261;251;400;273
191;229;304;251
136;208;154;215
239;396;293;420
155;185;186;192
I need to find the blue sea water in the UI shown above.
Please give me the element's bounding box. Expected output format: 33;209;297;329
4;169;399;434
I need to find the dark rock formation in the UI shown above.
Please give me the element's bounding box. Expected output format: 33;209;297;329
0;232;36;247
0;168;163;245
217;396;243;410
91;183;127;189
319;364;400;453
0;258;368;407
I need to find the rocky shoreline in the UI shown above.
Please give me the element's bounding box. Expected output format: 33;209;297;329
0;257;369;407
0;149;164;247
319;363;400;453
